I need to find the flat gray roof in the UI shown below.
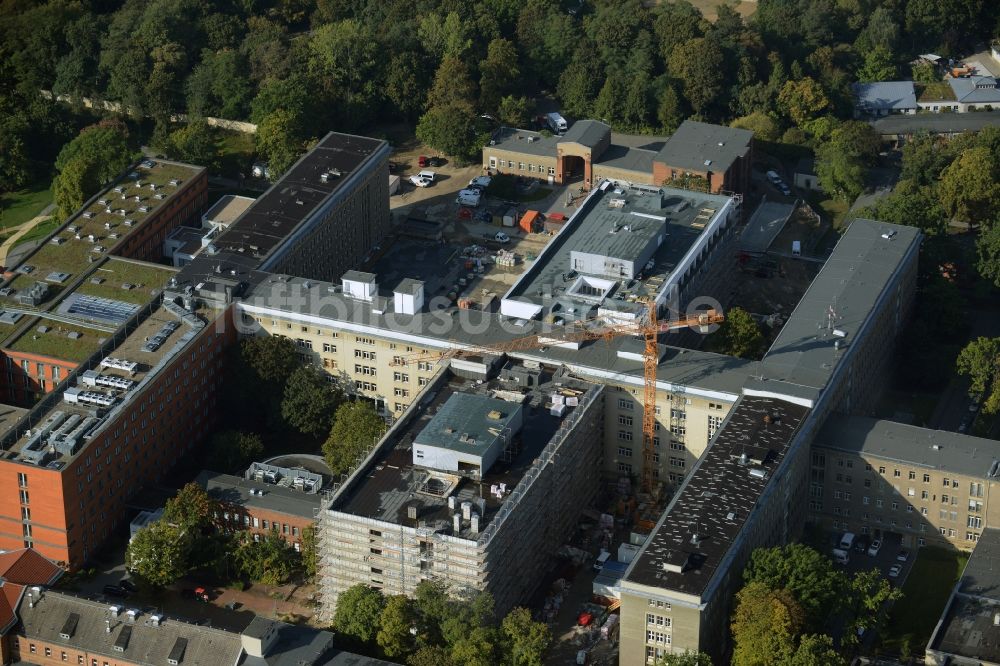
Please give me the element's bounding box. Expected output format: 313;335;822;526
624;395;810;596
334;366;597;533
929;529;1000;663
416;393;522;457
504;185;731;315
760;219;920;391
853;81;918;111
595;145;657;174
654;120;752;173
240;275;753;398
813;415;1000;480
15;591;244;666
872;111;1000;135
960;528;1000;596
196;471;322;519
490;128;559;157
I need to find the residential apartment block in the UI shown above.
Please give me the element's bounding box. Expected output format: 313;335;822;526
618;219;921;664
810;416;1000;550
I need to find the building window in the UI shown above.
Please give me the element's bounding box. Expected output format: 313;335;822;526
17;472;27;487
618;415;633;426
921;490;928;500
971;482;984;497
394;388;409;397
618;447;633;458
618;399;634;410
708;415;723;437
968;516;983;529
393;372;409;382
19;489;28;504
323;343;336;353
618;463;632;473
618;430;633;441
669;457;685;469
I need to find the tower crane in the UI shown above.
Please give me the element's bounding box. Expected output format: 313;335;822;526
391;303;724;496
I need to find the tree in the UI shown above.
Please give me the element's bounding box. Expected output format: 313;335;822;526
53;157;93;222
788;634;844;665
515;0;577;87
163;483;215;531
854;6;900;55
669;37;726;115
255;109;305;178
911;62;939;84
856;46;897;83
385;54;432;120
126;522;191;587
777;78;830;126
844;569;901;640
335;584;386;645
324;400;386;476
417;105;490;163
593;77;621;127
300;525;318;579
939;147;1000;227
816;139;865;201
557;50;602;119
501;607;551;666
900;132;954;187
656;81;686;134
743;543;845;629
233;529;296;585
957;337;1000;414
497;95;532;128
977;224;1000;288
717;307;764;359
864;179;947;236
282;365;342;437
450;627;499;666
655;652;713;666
731;112;781;142
167;120;216;166
731;582;805;666
204;430;264;474
479;38;520;112
426;56;478;111
407;646;453;666
53;122;134;220
377;595;416;658
241;335;299;385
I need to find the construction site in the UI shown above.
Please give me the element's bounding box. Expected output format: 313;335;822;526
317;361;605;618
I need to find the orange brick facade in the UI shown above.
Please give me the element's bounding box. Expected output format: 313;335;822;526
0;308;238;568
0;170;207;407
0;351;77;404
9;635;92;666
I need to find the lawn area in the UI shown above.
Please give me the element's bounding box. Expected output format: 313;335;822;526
0;184;53;230
14;217;62;247
215;130;255;179
881;547;968;654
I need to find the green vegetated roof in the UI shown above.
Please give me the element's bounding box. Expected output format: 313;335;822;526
72;260;176;306
8;320;106;363
917;81;957;102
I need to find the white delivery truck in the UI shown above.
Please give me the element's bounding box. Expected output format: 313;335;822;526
545;112;568;134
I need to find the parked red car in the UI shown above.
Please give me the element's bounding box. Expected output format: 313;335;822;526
418;155;429;167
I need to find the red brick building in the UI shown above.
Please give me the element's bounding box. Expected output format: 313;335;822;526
650;120;753;195
196;470;321;550
0;305;236;566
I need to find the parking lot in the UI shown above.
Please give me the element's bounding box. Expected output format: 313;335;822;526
833;531;916;585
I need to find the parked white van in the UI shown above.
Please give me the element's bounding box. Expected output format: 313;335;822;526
456;189;482;207
832;548;850;565
593;550;611;572
839;532;856;550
